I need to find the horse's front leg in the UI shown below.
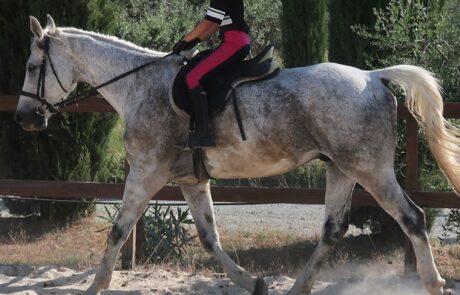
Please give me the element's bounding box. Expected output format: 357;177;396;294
181;181;268;295
86;166;168;295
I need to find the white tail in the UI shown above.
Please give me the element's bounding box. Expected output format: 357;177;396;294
375;65;460;195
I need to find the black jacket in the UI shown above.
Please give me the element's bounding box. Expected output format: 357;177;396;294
205;0;250;33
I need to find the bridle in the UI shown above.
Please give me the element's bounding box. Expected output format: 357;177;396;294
20;36;69;114
20;35;174;114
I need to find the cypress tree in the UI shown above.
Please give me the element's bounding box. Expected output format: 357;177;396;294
0;0;120;220
281;0;328;67
328;0;390;68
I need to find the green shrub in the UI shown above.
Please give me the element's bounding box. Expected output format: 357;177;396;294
99;203;195;262
443;209;460;241
143;203;195;262
347;0;460;236
94;152;125;183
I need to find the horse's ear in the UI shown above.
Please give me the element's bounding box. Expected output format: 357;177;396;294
46;14;56;31
29;16;44;39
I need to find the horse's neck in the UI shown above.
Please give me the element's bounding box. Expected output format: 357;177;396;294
65;33;173;119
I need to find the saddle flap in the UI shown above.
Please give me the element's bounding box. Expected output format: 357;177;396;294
243;45;274;65
241;59;273;78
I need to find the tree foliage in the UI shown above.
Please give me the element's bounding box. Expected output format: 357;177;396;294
281;0;328;67
113;0;282;57
353;0;458;182
349;0;458;236
328;0;389;68
0;0;121;220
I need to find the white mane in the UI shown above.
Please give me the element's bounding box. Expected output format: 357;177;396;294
57;27;164;56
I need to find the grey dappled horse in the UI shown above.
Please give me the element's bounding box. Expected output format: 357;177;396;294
15;16;460;295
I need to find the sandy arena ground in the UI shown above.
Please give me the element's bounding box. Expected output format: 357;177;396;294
0;264;438;295
0;202;457;294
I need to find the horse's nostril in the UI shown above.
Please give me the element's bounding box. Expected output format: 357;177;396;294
36;106;46;115
14;112;23;124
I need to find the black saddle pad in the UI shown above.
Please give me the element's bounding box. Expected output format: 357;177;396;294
172;50;239;117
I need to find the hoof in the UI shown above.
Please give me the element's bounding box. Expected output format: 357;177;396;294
85;284;99;295
253;277;269;295
426;278;447;295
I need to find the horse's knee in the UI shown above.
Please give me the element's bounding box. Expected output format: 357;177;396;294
323;214;349;246
401;204;427;240
109;223;130;246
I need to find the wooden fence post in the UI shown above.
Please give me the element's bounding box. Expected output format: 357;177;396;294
404;116;419;275
120;160;146;269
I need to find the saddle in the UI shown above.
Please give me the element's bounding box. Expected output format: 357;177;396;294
169;45;280;119
170;45;280;181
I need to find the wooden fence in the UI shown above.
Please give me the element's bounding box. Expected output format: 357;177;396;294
1;95;460;270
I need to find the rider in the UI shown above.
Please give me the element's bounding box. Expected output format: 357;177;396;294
173;0;251;148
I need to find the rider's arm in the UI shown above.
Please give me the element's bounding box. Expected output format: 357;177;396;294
183;20;220;42
184;0;226;42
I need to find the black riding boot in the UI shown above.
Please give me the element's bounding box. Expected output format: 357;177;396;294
188;86;216;148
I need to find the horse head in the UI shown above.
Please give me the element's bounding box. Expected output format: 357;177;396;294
15;15;77;131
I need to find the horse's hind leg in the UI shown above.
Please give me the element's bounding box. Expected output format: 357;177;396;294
352;168;447;295
287;162;355;295
181;181;267;295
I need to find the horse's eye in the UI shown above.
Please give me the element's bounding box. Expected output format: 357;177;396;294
27;63;37;72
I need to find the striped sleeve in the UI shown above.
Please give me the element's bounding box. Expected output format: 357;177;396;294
205;0;227;23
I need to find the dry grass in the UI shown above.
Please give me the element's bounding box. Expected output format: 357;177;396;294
432;240;460;280
0;217;107;269
156;227;460;285
0;217;458;284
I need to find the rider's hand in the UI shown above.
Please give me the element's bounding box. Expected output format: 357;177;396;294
172;38;200;54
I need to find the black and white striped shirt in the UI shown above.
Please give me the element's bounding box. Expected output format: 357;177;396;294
205;0;249;33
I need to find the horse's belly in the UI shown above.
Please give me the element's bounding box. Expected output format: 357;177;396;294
205;146;318;179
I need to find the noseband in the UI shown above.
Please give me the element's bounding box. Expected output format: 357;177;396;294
20;35;174;114
20;36;69;114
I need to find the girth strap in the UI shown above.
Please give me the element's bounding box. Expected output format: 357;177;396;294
231;87;247;141
193;148;211;181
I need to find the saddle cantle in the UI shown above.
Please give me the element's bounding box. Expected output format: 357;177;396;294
170;45;280;118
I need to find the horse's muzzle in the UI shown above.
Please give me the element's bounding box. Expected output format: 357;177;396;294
14;109;48;131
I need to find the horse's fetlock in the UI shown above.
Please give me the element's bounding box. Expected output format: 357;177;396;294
425;277;446;295
198;230;215;253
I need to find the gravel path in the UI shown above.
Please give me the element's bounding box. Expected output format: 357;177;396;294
214;204;325;235
93;201;454;239
1;198;453;239
213;204;452;239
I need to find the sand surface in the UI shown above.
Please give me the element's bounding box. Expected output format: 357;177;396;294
0;264;443;295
